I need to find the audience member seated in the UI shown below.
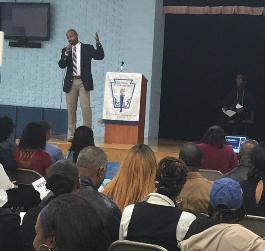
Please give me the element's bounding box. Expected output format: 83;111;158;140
21;160;79;251
198;125;239;174
76;146;121;242
14;122;53;176
0;188;22;251
225;139;258;182
39;121;64;163
120;157;213;251
103;144;157;211
178;142;213;214
33;193;111;251
241;142;265;216
180;178;265;251
0;116;17;172
66;126;95;163
0;163;40;212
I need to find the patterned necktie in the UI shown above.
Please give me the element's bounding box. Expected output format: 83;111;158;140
72;46;77;76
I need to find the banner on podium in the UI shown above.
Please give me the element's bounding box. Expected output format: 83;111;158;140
103;72;143;122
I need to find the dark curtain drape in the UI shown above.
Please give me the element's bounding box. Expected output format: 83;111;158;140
159;14;265;140
164;1;265;7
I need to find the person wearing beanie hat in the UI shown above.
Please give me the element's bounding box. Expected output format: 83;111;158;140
180;178;265;251
21;160;79;251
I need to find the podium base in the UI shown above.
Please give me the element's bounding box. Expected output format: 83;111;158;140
105;123;143;145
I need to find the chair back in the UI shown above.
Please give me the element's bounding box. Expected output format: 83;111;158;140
240;215;265;237
199;169;223;181
108;240;168;251
8;168;42;185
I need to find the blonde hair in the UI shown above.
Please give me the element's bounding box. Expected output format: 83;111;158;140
103;144;157;211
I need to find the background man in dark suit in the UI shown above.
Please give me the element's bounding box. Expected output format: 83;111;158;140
58;29;104;141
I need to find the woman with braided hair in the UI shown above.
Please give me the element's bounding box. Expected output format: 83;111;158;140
119;157;213;251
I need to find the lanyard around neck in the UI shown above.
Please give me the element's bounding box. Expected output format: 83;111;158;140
236;89;245;106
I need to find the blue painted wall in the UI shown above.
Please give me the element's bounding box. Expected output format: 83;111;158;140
0;0;164;138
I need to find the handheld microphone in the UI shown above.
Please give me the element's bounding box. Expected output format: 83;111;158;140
120;61;124;72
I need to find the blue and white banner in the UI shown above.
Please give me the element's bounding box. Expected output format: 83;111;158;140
102;72;142;122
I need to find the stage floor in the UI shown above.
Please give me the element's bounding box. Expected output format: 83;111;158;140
49;138;184;162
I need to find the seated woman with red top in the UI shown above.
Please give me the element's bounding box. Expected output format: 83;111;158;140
14;122;52;176
198;125;239;174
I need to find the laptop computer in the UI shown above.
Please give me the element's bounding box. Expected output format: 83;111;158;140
225;135;247;154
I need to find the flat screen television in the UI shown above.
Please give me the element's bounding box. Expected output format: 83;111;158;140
0;3;50;41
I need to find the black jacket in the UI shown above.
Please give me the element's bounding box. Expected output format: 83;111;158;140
21;195;55;251
0;208;22;251
58;42;104;93
78;176;121;243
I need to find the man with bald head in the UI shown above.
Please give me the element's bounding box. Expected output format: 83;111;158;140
225;140;258;182
178;142;213;214
58;29;104;141
76;146;121;242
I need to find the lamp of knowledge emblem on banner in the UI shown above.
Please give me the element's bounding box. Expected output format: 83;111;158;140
111;79;135;112
103;72;143;122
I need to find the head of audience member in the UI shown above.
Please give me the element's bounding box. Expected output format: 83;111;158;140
239;139;258;161
19;122;46;150
0;116;14;143
235;73;247;89
70;126;95;163
46;160;80;197
103;144;157;211
33;193;111;251
76;146;107;189
248;142;265;183
179;142;202;172
39;121;52;141
155;157;188;203
66;28;78;46
209;178;245;223
201;125;226;149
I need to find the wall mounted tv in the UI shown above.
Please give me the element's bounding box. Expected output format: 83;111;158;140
0;3;50;47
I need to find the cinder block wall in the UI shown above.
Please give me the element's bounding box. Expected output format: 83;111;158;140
0;0;164;138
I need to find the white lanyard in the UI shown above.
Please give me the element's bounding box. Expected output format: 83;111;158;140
236;89;245;106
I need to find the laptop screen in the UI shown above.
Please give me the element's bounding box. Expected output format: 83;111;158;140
225;136;247;154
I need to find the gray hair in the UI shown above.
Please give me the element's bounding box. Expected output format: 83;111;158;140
240;139;258;157
76;146;107;170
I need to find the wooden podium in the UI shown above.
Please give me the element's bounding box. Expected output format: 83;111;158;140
103;73;147;145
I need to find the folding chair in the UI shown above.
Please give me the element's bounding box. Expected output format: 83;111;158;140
108;240;168;251
7;168;42;185
240;215;265;237
199;169;223;181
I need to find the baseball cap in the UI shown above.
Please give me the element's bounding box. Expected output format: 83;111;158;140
210;178;243;211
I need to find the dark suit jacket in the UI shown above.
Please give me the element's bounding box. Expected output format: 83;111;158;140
58;42;104;93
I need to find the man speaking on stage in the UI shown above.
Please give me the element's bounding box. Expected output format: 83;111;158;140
58;29;104;141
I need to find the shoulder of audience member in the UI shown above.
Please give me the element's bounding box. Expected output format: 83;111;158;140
0;207;21;225
78;189;121;217
184;213;214;240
